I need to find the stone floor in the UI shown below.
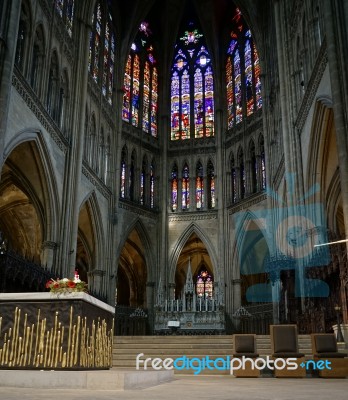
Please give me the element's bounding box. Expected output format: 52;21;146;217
0;375;347;400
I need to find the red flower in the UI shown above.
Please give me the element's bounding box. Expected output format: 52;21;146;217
45;280;53;289
53;282;60;288
67;281;76;288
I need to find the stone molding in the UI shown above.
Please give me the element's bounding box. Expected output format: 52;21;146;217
228;192;267;214
118;199;159;220
168;210;218;222
82;161;112;199
295;41;328;133
12;69;69;153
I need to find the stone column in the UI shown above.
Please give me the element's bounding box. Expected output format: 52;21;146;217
232;279;242;331
323;0;348;324
167;282;175;300
56;8;92;278
0;0;21;173
146;281;155;332
90;269;105;296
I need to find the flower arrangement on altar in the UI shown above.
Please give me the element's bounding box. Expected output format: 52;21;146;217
46;271;88;294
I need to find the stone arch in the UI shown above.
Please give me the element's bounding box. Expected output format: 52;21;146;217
3;131;59;252
232;210;271;303
307;99;338;229
116;218;155;283
168;223;219;284
76;191;105;284
116;219;155;307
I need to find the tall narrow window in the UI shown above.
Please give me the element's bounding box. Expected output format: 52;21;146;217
89;1;115;104
226;7;262;129
55;0;74;36
142;61;150;132
140;157;147;205
196;162;204;209
249;140;257;193
120;147;127;198
231;154;236;203
260;135;266;190
182;164;190;210
132;54;140;126
30;27;44;93
171;22;214;140
196;267;213;298
122;23;158;136
104;136;110;184
47;52;59;121
150;160;155;208
129;151;136;201
207;160;215;209
238;148;245;199
171;164;178;211
15;3;30;71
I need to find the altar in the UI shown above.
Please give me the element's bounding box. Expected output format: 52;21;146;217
0;292;114;370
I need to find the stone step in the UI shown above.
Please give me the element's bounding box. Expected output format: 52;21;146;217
112;335;346;374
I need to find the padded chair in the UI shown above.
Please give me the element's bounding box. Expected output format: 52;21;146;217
231;334;260;377
311;333;348;378
270;324;306;377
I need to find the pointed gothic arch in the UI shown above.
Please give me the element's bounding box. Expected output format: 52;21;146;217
168;223;219;284
116;219;155;307
232;210;271;303
3;130;60;246
76;191;105;285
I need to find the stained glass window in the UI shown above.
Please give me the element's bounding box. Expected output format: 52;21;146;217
226;7;262;128
250;140;257;193
171;164;178;211
89;2;115;103
244;35;254;116
129;151;136;201
55;0;74;36
140;157;147;205
234;51;242;124
142;62;150;132
207;160;215;209
171;71;180;140
120;147;126;198
196;162;204;209
131;55;140;126
182;164;190;210
171;23;214;140
231;154;236;203
238;148;245;199
123;55;132;122
123;23;158;136
151;67;158;136
260;135;266;189
150;161;155;208
196;267;213;298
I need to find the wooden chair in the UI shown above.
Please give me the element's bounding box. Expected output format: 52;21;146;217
270;324;306;377
311;333;348;378
231;334;260;377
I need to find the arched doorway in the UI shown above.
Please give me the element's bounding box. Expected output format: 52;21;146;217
117;228;147;307
175;232;214;299
0;140;54;292
116;227;148;335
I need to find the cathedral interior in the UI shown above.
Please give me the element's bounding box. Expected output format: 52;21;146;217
0;0;348;335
